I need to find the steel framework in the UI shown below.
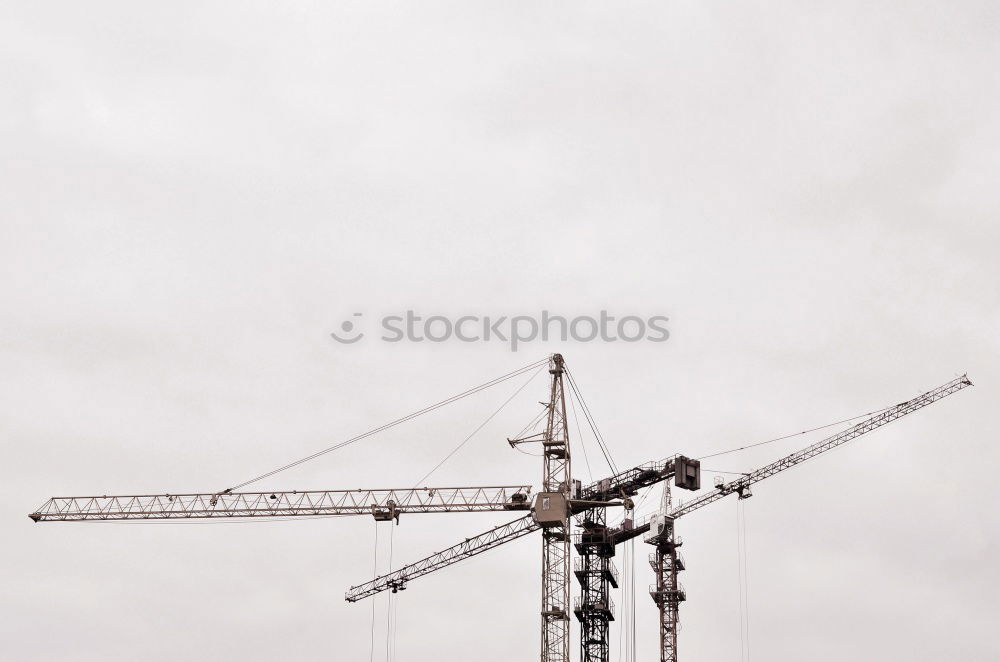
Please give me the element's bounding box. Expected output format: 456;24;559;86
573;506;617;662
606;374;973;660
644;483;684;662
617;374;973;541
346;514;541;601
28;359;973;662
540;354;572;662
352;456;692;602
356;374;972;661
29;485;533;522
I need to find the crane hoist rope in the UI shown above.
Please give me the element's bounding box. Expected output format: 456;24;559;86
566;368;618;474
568;383;594;482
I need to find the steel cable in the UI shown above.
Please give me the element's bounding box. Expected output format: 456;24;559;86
565;368;618;474
696;404;897;461
411;363;546;487
226;356;550;491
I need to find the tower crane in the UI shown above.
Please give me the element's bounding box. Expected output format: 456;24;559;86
346;367;971;662
29;355;972;662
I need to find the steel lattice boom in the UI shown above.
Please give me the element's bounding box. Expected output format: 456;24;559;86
345;514;541;601
609;374;973;546
673;376;972;518
29;485;533;522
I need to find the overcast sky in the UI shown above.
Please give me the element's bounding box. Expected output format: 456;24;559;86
2;2;998;661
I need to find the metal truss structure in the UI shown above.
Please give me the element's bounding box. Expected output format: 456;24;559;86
573;506;617;662
358;374;971;661
348;456;692;602
346;514;541;601
29;485;533;522
614;374;973;542
644;483;684;662
29;359;972;662
539;354;572;662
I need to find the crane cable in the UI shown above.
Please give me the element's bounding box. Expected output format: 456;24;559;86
508;403;554;458
381;364;546;659
370;521;379;662
513;404;551;441
411;363;546;487
695;403;897;462
510;416;548;457
392;590;399;662
736;499;751;662
372;363;547;661
225;356;550;491
625;403;909;524
618;400;909;525
566;369;617;474
386;524;396;662
617;534;629;662
565;368;618;474
617;536;637;662
82;410;873;528
567;385;593;482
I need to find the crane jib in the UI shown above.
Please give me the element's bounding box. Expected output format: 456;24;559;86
612;374;972;543
28;485;535;522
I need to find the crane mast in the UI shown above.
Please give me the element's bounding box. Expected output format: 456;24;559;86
645;481;684;662
539;354;572;662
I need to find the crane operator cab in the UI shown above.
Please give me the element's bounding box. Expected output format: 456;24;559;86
531;491;569;527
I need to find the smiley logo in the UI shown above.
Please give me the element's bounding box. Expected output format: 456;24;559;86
330;313;364;344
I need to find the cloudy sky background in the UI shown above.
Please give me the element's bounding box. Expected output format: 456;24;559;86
2;2;998;661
